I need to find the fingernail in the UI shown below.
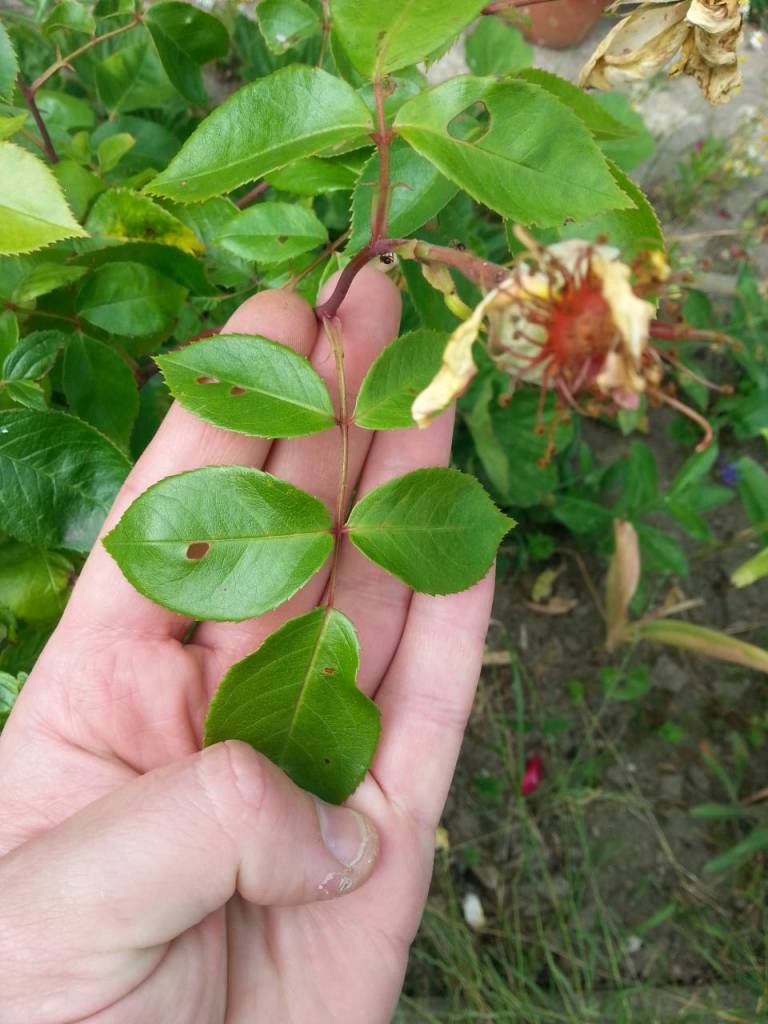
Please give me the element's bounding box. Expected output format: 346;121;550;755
314;799;377;870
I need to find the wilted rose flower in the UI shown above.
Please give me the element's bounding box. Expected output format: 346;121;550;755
413;236;663;426
579;0;745;105
412;232;721;451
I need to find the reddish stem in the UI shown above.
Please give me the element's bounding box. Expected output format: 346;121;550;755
314;238;404;321
235;181;269;209
16;74;58;163
483;0;559;13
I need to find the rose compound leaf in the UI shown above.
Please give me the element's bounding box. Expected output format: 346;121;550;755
157;334;335;438
347;140;458;256
215;202;328;264
204;608;379;804
144;1;229;106
354;329;448;430
0;142;87;255
63;335;139;449
394;77;632;228
346;467;514;593
0;409;131;552
331;0;486;77
76;262;186;337
103;466;333;620
146;67;373;203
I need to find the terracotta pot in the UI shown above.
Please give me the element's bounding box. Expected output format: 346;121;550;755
521;0;610;49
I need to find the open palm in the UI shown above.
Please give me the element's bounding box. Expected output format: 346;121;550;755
0;267;493;1024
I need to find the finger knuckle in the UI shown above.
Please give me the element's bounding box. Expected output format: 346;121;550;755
197;740;267;819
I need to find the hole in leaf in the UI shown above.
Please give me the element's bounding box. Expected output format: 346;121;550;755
196;375;219;385
447;101;490;143
229;386;246;396
322;666;336;676
323;757;331;765
186;541;210;560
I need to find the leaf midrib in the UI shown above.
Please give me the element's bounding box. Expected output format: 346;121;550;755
277;609;333;765
111;530;331;545
165;364;333;419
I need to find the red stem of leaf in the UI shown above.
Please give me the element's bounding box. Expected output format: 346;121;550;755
235;180;269;209
16;74;58;163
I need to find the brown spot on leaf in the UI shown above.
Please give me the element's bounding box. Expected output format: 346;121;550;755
186;541;210;560
196;375;218;385
322;666;336;676
229;386;246;396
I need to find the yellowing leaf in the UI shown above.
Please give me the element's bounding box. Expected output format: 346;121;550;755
0;142;87;254
85;188;204;254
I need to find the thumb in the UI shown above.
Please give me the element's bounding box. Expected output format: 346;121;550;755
1;742;379;955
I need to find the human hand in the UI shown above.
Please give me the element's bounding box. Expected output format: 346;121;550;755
0;266;494;1024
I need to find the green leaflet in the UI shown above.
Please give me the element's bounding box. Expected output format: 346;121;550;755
0;409;131;552
103;466;334;621
63;335;139;449
346;467;513;593
515;69;634;140
266;155;361;196
95;41;176;113
395;77;632;228
157;333;335;438
43;0;96;35
257;0;321;54
146;66;373;203
332;0;486;77
2;329;67;381
215;202;328;264
204;608;380;804
347;140;458;255
76;261;186;337
560;161;664;258
465;16;532;77
0;671;21;729
354;329;448;430
460;379;574;508
0;143;87;255
144;1;229;106
0;22;19;100
85;188;204;254
0;539;72;621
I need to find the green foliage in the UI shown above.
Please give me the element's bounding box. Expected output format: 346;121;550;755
204;608;379;804
6;0;737;808
158;334;335;438
331;0;486;77
346;468;514;593
0;142;86;253
104;466;334;621
0;409;130;551
146;66;373;201
354;329;447;430
395;77;632;227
